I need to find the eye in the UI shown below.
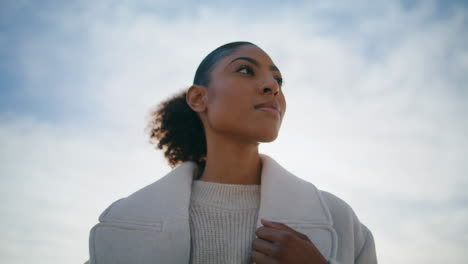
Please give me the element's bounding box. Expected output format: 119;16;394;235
275;76;283;86
236;65;254;75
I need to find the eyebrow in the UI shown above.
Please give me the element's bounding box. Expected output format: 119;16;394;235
229;56;280;72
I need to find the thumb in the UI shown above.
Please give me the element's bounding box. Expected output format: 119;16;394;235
261;219;311;242
261;219;283;229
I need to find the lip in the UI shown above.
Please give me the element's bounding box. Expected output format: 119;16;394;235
254;101;280;111
256;106;280;117
254;101;281;117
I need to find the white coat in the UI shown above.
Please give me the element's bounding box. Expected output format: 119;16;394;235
85;154;377;263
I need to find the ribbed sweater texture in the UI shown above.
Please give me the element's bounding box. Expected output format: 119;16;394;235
189;180;260;264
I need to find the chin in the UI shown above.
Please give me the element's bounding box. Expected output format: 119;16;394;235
257;131;279;143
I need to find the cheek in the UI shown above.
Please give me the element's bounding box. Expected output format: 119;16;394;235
209;81;252;113
205;81;283;141
207;84;250;124
280;94;287;114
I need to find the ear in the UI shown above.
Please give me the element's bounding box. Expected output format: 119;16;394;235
186;85;208;112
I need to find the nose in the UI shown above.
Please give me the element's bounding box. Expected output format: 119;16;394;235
258;76;280;96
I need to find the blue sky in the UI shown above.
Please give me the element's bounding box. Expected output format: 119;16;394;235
2;0;467;123
1;0;467;263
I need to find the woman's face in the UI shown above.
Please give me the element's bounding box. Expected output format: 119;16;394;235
203;45;287;143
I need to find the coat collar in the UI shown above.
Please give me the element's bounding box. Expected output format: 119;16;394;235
96;154;337;262
256;153;333;226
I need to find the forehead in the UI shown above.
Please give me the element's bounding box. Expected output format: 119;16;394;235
218;45;276;68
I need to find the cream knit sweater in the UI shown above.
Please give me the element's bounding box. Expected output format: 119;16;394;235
189;180;261;264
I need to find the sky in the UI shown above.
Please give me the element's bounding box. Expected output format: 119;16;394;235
1;0;467;263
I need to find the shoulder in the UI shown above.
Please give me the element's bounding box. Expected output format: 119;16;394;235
318;190;375;260
319;191;356;223
319;190;368;233
97;161;196;224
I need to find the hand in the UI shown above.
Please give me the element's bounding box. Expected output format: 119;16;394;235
251;219;328;264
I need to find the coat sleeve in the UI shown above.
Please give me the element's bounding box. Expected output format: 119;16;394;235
326;224;377;264
354;224;377;264
319;191;378;264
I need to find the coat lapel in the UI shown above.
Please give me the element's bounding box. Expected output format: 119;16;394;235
91;154;336;263
92;161;196;263
257;154;337;260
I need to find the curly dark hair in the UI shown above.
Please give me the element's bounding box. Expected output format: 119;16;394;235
146;41;255;179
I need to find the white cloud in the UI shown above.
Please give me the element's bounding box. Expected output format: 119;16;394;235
1;1;467;263
0;116;169;263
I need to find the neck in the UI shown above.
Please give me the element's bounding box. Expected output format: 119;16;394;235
198;134;262;185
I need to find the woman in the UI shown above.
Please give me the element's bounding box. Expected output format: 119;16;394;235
85;41;377;264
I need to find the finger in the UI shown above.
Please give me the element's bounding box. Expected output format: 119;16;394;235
261;219;292;231
252;238;280;257
261;219;311;242
260;219;294;233
251;249;279;264
255;226;284;244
